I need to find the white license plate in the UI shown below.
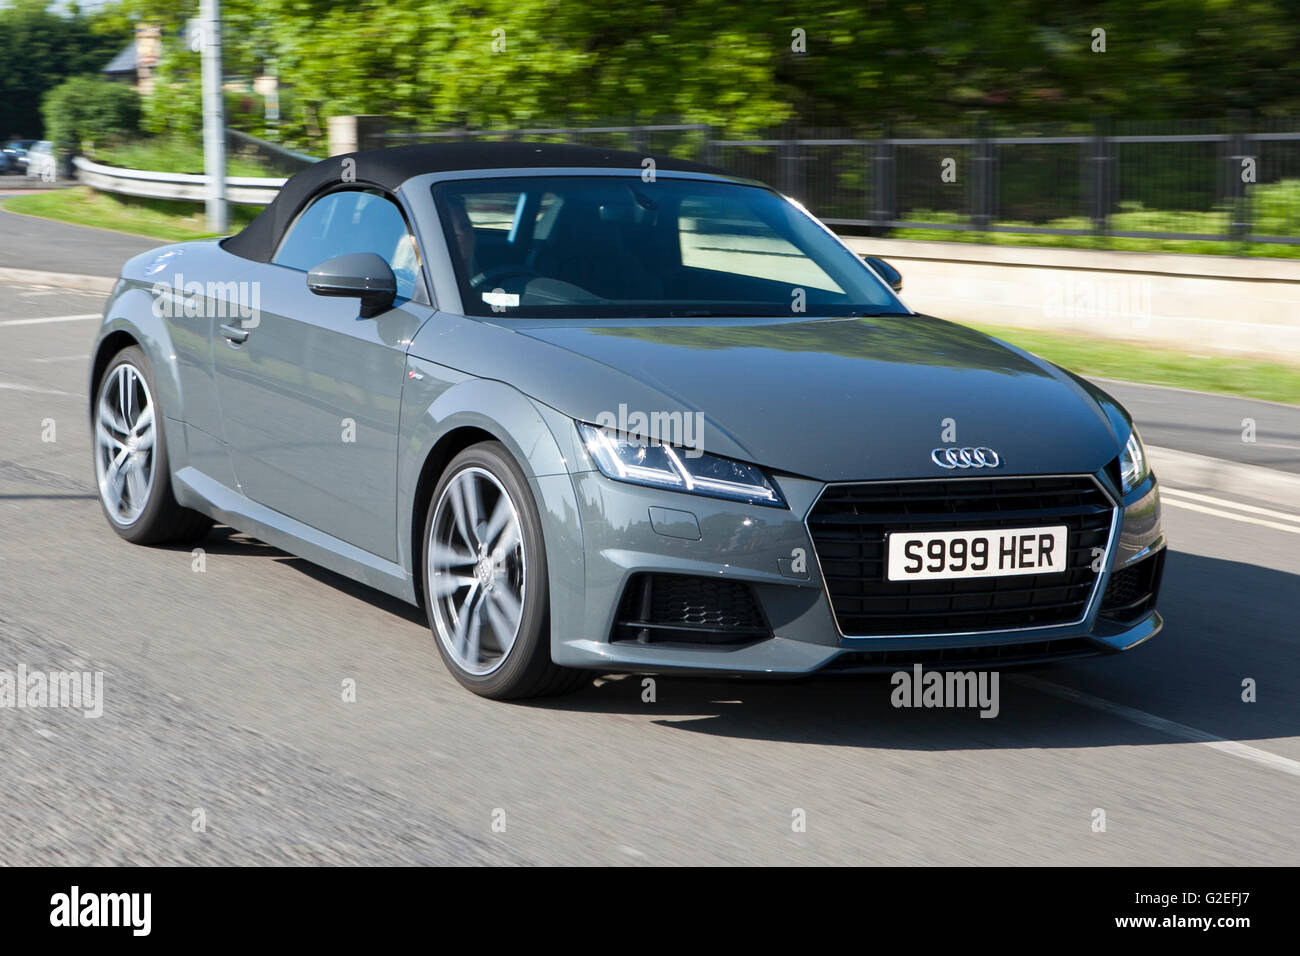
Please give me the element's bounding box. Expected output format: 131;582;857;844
886;525;1069;581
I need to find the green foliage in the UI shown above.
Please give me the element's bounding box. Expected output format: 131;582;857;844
12;1;1300;152
42;74;141;154
0;0;132;139
159;0;1300;152
1252;179;1300;238
93;135;269;177
140;35;203;140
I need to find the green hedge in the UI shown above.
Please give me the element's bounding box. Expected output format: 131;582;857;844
42;75;140;155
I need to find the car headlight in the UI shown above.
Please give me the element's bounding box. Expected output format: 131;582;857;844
576;422;785;507
1119;426;1150;494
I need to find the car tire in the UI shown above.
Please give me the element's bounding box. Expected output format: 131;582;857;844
422;441;588;700
92;346;213;546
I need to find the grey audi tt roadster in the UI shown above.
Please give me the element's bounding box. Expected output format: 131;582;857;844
89;142;1165;699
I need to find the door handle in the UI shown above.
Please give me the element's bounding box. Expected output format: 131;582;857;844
220;323;250;344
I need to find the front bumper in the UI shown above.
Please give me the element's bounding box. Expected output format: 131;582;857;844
540;464;1165;676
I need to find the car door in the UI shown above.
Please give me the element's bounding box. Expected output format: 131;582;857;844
212;188;431;560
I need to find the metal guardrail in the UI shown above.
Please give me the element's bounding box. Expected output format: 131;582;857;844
72;156;286;206
225;129;320;174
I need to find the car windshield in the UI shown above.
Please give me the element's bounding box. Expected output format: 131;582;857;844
432;176;907;318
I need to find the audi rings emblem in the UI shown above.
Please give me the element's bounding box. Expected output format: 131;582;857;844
930;446;1002;469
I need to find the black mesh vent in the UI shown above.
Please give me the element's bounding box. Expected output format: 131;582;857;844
1100;549;1165;623
613;573;769;646
807;476;1115;636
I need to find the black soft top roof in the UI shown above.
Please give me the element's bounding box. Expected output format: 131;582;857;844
221;141;729;263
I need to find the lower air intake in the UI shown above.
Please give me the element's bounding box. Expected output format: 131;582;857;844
612;573;769;646
1100;549;1165;623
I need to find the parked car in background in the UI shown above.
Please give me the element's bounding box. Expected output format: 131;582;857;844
1;139;37;174
24;141;56;182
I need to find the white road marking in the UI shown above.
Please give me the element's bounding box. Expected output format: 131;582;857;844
1013;674;1300;780
0;313;100;327
28;354;89;364
1160;486;1300;524
1160;496;1300;535
1161;498;1300;535
7;286;103;297
0;381;77;396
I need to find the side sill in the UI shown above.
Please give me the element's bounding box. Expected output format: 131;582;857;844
173;465;418;605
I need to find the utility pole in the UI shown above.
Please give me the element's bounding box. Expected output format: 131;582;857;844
199;0;228;233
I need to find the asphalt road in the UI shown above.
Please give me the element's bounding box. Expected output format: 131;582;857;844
1;277;1297;865
0;205;160;278
0;178;77;195
1098;378;1300;475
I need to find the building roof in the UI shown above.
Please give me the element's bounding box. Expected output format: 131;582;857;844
102;43;138;75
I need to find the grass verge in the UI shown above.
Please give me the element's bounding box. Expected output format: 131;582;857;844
968;321;1300;405
2;187;260;241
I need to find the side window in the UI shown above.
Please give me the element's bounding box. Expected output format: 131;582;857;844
274;190;420;301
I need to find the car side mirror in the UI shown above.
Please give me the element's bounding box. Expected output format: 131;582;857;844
307;252;397;318
863;255;903;293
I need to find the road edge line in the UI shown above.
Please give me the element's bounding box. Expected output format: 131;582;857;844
0;267;116;294
1011;674;1300;780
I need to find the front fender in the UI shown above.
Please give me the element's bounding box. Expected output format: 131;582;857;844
89;281;189;474
397;361;587;648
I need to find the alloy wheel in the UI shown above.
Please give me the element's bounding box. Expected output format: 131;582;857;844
94;362;157;526
427;466;527;676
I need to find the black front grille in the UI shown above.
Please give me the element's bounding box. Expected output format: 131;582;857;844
807;476;1115;636
1100;548;1165;622
612;573;769;646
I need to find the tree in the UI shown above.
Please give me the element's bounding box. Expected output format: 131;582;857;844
129;0;1300;152
43;74;141;154
0;0;132;139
